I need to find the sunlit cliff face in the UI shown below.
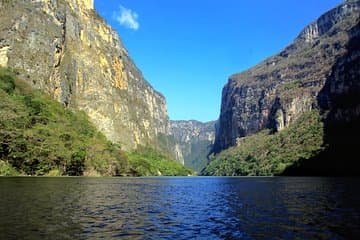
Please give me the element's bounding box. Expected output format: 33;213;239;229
0;0;171;152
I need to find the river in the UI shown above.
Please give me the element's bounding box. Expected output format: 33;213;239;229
0;177;359;239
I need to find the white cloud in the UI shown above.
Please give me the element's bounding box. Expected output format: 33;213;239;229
113;5;139;30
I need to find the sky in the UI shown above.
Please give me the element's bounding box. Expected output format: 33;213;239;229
94;0;343;122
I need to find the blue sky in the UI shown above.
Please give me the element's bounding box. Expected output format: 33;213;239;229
94;0;343;122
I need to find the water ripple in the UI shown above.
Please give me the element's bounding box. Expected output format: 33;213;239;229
1;177;360;239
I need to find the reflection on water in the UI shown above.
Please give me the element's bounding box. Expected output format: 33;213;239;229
0;177;359;239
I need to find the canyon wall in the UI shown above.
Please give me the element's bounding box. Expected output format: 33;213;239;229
213;0;359;154
0;0;170;150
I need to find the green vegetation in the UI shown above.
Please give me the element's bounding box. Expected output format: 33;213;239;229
203;110;325;176
282;80;302;91
153;133;179;161
128;146;193;176
0;67;191;176
184;140;212;173
0;160;19;176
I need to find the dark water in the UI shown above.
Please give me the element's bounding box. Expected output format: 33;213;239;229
1;177;360;239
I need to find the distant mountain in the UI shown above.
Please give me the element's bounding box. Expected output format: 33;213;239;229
205;0;360;176
170;120;216;172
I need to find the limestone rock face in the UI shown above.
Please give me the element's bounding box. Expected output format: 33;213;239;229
213;0;360;154
170;120;216;143
0;0;169;150
170;120;216;171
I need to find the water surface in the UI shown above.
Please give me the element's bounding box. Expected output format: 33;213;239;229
0;177;359;239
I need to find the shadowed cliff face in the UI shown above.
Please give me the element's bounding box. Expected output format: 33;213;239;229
283;21;360;175
170;120;216;171
213;0;360;154
0;0;169;150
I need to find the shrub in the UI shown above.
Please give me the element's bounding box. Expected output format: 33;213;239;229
0;67;15;94
0;160;19;176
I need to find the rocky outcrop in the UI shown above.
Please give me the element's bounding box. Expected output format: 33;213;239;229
299;0;358;43
213;0;360;154
283;20;360;175
170;120;216;172
0;0;169;150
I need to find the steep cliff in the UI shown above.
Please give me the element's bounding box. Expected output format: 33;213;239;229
213;0;360;154
207;0;360;175
170;120;216;172
0;0;169;150
284;16;360;175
